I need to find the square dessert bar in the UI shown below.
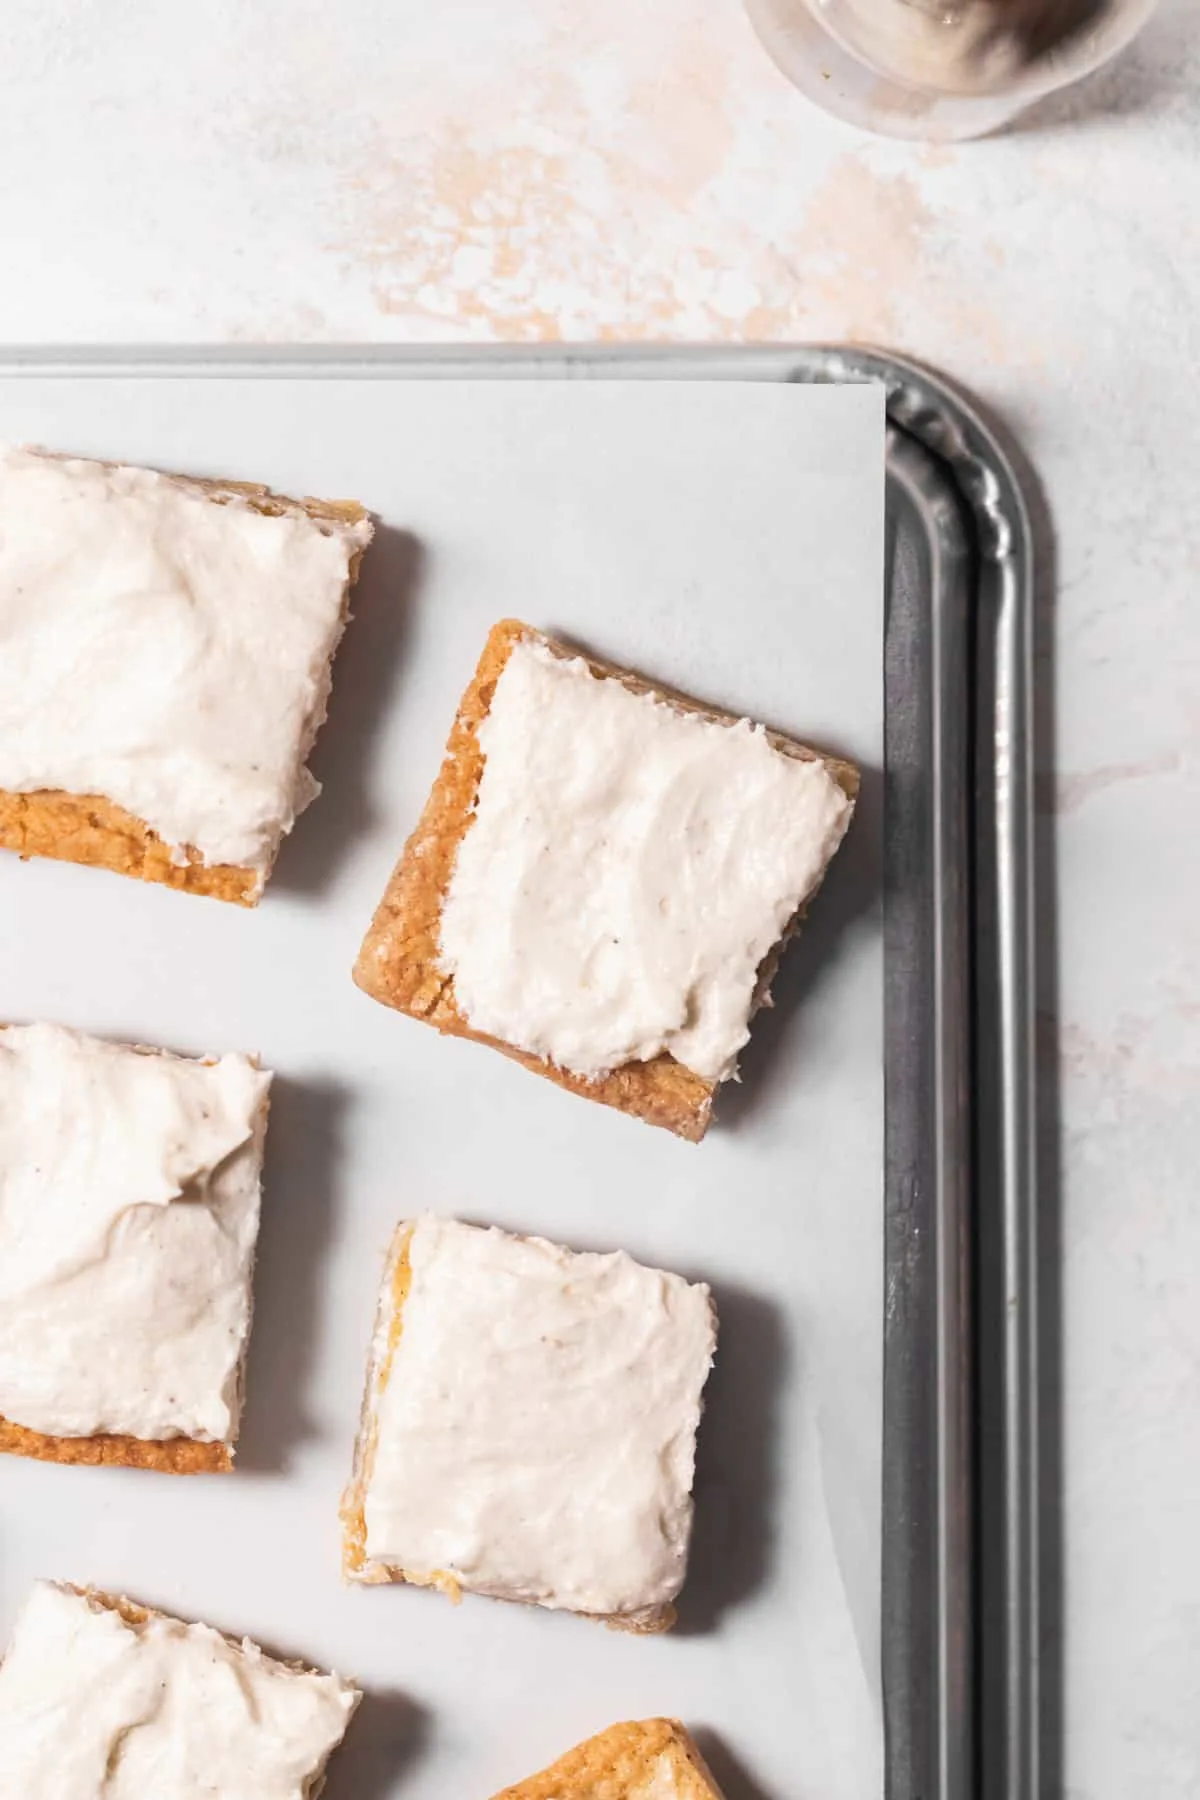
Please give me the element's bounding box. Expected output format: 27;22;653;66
355;618;858;1140
0;1583;359;1797
0;1023;272;1472
492;1720;726;1800
0;446;374;904
342;1215;717;1631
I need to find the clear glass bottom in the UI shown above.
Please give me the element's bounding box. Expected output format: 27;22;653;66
744;0;1160;142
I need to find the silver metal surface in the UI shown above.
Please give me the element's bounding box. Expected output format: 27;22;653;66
835;349;1040;1800
876;423;974;1800
0;342;1037;1800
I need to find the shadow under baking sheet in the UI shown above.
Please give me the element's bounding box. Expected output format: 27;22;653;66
272;524;424;898
235;1074;350;1475
691;1726;779;1800
716;759;883;1133
324;1690;430;1800
672;1284;790;1636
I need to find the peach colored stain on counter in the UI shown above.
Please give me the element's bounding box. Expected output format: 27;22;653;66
217;0;1033;363
1059;1015;1200;1106
621;39;738;208
1052;752;1184;814
307;0;1044;364
332;116;1030;363
787;156;935;344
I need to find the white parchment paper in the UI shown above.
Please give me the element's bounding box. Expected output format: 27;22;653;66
0;374;884;1800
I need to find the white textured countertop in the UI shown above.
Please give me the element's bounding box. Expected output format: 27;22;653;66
1;2;1197;1795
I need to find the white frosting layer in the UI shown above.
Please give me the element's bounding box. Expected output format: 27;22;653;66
438;638;854;1083
363;1215;717;1618
0;1024;271;1441
0;446;373;877
0;1584;358;1800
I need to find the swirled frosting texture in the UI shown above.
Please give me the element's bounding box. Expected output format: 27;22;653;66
363;1215;717;1618
0;1584;359;1800
438;639;853;1081
0;446;372;875
0;1023;270;1441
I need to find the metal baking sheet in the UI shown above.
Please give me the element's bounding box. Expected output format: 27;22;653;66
0;345;1036;1800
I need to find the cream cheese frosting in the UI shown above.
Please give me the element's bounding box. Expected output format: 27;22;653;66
361;1214;717;1618
0;446;373;878
437;637;854;1084
0;1023;271;1442
0;1583;359;1800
